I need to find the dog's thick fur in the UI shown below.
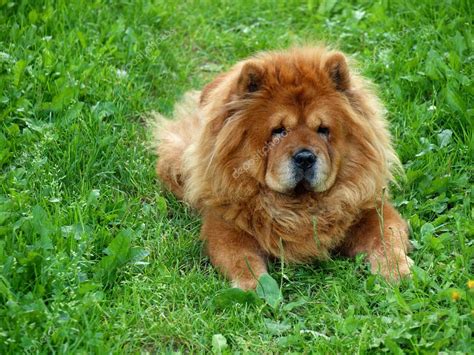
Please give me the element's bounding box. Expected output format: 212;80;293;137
154;47;413;289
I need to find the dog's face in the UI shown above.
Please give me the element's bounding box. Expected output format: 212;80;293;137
215;50;353;196
261;97;347;195
199;48;392;201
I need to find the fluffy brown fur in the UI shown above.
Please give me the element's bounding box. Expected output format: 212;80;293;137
154;47;413;289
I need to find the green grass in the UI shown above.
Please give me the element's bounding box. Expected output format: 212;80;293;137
0;0;473;352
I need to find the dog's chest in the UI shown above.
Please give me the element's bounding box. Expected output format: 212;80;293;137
220;197;358;262
257;206;351;262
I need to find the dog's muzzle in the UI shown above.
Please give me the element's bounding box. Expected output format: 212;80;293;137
292;149;317;185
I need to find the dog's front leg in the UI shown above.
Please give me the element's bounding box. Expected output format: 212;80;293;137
202;213;267;289
339;202;413;281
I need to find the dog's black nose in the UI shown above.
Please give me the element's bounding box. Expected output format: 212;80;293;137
293;149;316;170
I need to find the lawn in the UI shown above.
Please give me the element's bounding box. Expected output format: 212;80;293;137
0;0;472;352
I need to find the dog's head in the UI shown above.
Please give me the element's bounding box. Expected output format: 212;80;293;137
191;47;400;205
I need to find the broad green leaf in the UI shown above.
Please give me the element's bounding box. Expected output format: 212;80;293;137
0;275;14;299
50;86;75;111
282;297;308;312
384;338;403;355
156;195;168;215
31;205;54;238
64;102;84;122
95;229;134;284
317;0;337;15
256;273;282;309
77;30;87;48
129;247;149;265
61;224;91;240
211;334;228;354
264;319;291;335
411;265;428;285
96;255;116;276
87;189;100;206
393;288;411;313
420;223;435;239
28;10;38;23
78;282;100;295
0;212;11;225
6;123;19;136
437;129;453;148
104;229;132;263
452;31;466;55
13;60;27;87
92;101;117;119
445;86;465;112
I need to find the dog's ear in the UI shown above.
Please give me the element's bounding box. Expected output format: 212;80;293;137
236;61;264;95
324;52;351;92
200;72;228;105
201;61;264;106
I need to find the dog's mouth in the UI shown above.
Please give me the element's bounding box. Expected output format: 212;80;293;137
291;164;317;195
293;180;313;196
265;156;329;196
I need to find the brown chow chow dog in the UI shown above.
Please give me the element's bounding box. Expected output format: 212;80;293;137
154;46;413;289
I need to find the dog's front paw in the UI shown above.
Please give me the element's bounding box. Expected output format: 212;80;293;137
231;277;259;290
368;247;414;281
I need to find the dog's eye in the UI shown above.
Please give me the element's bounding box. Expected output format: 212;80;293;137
317;126;330;136
272;127;286;136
